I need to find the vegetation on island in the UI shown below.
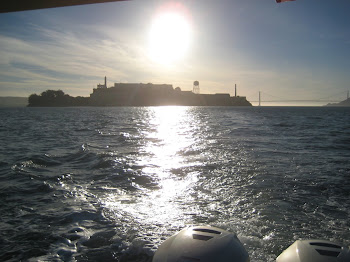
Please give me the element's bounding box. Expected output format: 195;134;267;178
28;90;89;107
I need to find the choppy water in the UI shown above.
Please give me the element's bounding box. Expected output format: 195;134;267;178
0;106;349;262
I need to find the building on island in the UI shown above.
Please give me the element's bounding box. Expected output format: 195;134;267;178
97;76;107;89
90;79;252;106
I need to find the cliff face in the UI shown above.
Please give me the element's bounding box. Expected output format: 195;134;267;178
90;83;252;106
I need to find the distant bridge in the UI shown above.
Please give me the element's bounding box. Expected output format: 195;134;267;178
249;99;343;103
249;91;349;105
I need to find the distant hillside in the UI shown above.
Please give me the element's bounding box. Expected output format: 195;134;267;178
325;98;350;107
0;97;28;107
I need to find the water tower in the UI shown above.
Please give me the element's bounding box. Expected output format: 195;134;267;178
193;81;200;94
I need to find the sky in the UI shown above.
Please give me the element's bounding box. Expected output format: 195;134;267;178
0;0;349;106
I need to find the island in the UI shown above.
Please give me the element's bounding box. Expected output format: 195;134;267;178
28;90;89;107
325;97;350;107
28;80;252;107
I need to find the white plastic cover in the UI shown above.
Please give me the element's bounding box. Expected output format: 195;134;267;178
276;239;350;262
153;226;249;262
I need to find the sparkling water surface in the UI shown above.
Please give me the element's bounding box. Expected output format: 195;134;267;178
0;106;349;261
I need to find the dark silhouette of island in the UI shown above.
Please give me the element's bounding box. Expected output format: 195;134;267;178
28;90;89;107
28;82;252;107
325;97;350;107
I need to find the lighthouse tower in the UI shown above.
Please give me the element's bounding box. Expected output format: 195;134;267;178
97;76;107;89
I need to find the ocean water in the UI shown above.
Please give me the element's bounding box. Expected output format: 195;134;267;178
0;106;349;262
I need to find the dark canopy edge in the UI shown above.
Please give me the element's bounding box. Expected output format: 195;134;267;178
0;0;127;13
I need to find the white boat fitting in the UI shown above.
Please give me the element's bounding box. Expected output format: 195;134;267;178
153;226;249;262
276;239;350;262
153;226;350;262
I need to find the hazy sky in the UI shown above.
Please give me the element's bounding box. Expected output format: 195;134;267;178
0;0;349;105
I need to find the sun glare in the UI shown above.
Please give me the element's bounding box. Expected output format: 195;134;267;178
101;107;198;226
148;10;192;65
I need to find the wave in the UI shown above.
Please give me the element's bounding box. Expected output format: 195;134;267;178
1;107;350;262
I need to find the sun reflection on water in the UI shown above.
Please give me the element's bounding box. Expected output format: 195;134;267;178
143;106;196;172
103;106;199;226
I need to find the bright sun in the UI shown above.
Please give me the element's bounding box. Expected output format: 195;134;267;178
148;10;192;65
